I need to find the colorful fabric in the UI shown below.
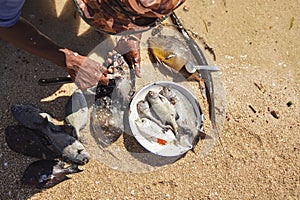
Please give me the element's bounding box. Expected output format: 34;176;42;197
73;0;185;35
0;0;25;27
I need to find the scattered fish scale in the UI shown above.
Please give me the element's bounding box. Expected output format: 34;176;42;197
91;53;135;147
91;93;124;146
91;103;123;146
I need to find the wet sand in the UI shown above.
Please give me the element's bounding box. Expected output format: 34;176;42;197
0;0;299;199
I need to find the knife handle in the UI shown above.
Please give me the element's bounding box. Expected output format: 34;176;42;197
38;77;73;86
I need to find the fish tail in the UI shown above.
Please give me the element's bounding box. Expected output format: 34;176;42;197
201;71;216;128
210;119;225;155
66;164;83;174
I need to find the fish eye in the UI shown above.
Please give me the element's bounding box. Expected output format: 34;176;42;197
83;158;89;163
11;106;18;112
77;149;83;154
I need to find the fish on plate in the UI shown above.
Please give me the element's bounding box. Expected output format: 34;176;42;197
147;34;218;133
135;117;173;146
159;86;178;105
136;99;172;131
146;90;179;135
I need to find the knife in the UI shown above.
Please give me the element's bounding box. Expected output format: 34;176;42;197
38;77;73;86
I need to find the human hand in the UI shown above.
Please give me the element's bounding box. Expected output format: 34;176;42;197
59;48;109;90
114;33;142;77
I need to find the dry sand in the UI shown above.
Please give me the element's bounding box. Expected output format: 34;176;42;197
0;0;299;199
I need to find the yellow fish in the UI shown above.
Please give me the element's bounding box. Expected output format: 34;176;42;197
147;35;201;82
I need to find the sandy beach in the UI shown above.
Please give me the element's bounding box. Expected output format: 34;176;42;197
0;0;299;199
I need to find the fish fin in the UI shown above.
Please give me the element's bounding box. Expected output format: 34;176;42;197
42;116;49;124
67;164;83;174
175;112;180;120
158;95;167;103
148;48;162;66
43;176;70;188
36;116;52;130
154;59;166;71
40;115;61;132
158;93;167;100
165;53;176;60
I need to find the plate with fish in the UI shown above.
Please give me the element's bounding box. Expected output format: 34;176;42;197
128;81;204;157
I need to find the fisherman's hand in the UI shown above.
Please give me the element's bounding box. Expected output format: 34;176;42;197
60;48;109;90
114;33;142;77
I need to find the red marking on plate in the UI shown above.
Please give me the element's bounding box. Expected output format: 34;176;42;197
157;138;167;145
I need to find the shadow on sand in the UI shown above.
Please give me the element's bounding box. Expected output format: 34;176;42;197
0;0;112;199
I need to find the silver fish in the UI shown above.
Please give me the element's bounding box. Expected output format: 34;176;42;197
135;118;171;146
146;90;178;135
65;89;88;139
137;100;171;130
159;86;177;105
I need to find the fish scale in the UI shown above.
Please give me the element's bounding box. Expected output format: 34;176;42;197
146;90;179;135
10;104;90;165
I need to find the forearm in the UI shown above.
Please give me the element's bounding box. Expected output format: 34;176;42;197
0;17;66;67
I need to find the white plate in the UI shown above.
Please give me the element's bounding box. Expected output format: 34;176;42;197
128;81;204;157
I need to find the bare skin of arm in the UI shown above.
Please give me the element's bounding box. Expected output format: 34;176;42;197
0;17;109;89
